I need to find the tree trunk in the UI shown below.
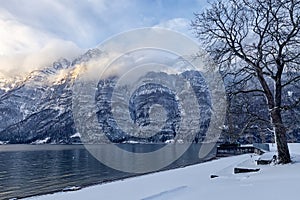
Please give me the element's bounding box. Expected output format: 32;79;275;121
256;67;291;164
271;108;291;164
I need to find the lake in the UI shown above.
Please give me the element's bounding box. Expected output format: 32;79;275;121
0;144;216;200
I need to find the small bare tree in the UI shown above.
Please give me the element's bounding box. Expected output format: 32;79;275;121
192;0;300;163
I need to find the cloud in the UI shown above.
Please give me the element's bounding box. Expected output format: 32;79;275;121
0;39;83;77
77;27;202;83
154;18;193;37
0;8;83;76
0;0;203;49
0;0;139;49
0;9;50;55
0;0;207;77
0;0;140;77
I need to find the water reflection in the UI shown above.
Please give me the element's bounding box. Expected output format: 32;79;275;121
0;144;216;199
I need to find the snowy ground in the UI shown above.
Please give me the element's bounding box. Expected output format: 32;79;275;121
27;144;300;200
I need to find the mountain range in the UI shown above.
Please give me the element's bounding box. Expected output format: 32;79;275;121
0;48;299;144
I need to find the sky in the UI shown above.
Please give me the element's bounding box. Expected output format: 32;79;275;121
0;0;208;76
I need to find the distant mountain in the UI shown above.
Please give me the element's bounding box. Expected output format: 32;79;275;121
0;48;299;144
94;70;212;144
0;49;102;144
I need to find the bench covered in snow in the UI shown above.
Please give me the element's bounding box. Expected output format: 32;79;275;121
256;152;277;165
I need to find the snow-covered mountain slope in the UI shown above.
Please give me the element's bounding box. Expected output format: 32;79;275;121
0;48;299;144
0;49;102;144
95;70;212;143
0;48;213;144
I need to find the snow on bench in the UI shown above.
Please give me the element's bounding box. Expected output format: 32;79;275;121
256;152;277;165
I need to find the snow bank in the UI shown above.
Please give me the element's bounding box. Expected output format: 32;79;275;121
31;137;51;145
27;144;300;200
70;132;81;138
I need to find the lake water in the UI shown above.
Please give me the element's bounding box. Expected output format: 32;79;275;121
0;144;216;200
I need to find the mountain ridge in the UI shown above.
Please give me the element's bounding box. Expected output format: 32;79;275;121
0;48;299;144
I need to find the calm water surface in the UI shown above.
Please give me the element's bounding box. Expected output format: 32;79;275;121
0;144;216;200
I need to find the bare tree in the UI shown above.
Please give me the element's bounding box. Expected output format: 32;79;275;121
192;0;300;163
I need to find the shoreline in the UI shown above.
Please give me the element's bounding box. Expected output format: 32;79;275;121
0;143;216;200
21;158;217;200
8;143;300;199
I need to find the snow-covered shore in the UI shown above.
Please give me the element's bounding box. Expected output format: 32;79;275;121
27;144;300;200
